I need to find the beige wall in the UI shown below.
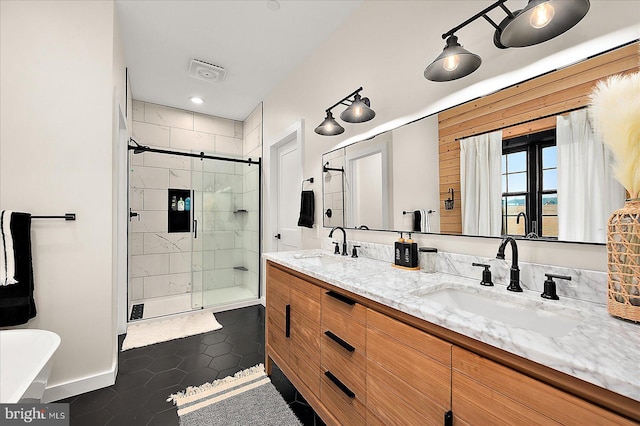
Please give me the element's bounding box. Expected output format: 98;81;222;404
0;0;121;400
262;1;640;272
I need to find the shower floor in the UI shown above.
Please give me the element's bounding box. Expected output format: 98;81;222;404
129;286;258;321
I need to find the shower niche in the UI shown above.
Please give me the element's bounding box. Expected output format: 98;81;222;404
168;188;191;233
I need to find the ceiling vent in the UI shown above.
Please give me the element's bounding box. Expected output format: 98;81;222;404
189;59;227;83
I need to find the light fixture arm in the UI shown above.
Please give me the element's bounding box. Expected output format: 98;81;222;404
441;0;509;39
324;87;363;113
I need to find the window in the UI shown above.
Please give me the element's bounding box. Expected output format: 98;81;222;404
501;129;557;238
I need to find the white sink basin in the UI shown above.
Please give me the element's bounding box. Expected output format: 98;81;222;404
293;252;354;266
412;284;583;338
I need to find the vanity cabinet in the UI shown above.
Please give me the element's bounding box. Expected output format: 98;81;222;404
265;261;638;425
366;309;452;425
265;263;322;397
451;347;635;426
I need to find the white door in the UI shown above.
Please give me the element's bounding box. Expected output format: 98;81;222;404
275;138;301;251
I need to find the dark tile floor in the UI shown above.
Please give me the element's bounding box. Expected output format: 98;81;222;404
58;305;324;426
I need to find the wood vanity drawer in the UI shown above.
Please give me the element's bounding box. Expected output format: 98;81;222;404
366;359;446;425
321;370;366;425
366;326;451;410
321;329;366;369
322;289;366;322
452;347;636;426
321;333;366;402
367;308;451;366
322;306;366;354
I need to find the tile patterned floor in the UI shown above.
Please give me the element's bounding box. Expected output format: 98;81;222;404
59;305;324;426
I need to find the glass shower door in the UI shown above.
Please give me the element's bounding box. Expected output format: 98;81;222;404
191;155;260;309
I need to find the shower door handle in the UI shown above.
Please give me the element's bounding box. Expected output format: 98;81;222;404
193;219;198;239
129;208;141;222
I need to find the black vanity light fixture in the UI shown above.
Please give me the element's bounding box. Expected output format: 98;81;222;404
314;87;376;136
424;0;590;82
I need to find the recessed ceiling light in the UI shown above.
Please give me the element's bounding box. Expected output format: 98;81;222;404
267;0;280;11
190;97;205;105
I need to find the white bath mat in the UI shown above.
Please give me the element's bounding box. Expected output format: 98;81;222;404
122;312;222;351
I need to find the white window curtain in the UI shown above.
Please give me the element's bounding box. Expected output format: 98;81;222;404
556;109;625;243
460;131;503;237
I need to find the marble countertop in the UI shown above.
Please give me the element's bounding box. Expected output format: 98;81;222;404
263;249;640;402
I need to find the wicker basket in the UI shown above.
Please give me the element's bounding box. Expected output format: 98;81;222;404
607;199;640;322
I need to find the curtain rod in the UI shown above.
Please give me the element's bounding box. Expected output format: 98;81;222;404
128;139;260;165
454;106;588;142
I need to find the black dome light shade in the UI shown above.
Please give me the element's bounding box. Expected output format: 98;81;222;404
314;111;345;136
340;93;376;123
498;0;590;48
424;35;482;82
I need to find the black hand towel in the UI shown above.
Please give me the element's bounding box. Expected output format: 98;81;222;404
0;212;36;326
297;190;315;228
413;210;422;232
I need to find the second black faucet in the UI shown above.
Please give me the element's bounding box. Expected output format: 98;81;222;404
496;237;522;292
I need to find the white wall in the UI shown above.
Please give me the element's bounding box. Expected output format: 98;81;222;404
0;0;122;400
262;1;640;272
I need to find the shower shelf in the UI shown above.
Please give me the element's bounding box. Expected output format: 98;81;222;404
233;209;248;213
233;266;248;271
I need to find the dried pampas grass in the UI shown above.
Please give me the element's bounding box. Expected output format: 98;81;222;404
589;71;640;199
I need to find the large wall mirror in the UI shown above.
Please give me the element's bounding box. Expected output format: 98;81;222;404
322;42;638;245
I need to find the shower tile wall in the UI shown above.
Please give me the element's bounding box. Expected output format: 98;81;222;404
128;100;261;305
241;104;262;297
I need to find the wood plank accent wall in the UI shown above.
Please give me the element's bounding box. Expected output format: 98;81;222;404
438;42;640;235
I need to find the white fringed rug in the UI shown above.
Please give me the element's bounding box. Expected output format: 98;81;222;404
168;364;301;426
122;312;222;351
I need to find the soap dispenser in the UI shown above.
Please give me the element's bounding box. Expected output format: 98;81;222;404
177;197;185;211
394;232;405;266
405;233;418;268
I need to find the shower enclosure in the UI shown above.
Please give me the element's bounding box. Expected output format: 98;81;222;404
128;143;261;321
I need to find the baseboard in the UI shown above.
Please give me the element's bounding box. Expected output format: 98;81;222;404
43;363;117;403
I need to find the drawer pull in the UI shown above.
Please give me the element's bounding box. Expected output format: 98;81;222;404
326;290;355;306
325;370;355;399
285;304;291;338
444;410;453;426
324;330;355;352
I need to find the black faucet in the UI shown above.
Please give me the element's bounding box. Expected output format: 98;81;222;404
496;237;522;292
516;212;528;235
329;226;348;256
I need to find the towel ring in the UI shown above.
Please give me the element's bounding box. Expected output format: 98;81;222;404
301;177;314;191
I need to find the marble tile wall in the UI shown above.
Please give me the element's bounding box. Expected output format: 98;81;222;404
320;237;607;305
241;104;262;297
129;100;262;305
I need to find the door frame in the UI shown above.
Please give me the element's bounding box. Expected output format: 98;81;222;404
267;120;304;254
